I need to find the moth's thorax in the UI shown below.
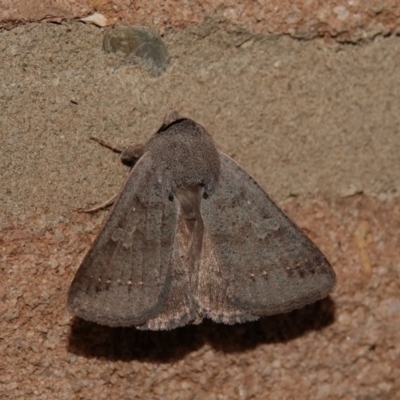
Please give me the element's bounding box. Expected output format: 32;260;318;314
145;118;221;196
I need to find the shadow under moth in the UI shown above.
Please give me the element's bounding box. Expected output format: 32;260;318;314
68;111;336;330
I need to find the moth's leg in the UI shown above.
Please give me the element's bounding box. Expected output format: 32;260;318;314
76;193;119;213
89;136;125;153
90;136;145;167
76;137;145;213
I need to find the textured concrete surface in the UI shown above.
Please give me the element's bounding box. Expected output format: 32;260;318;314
1;21;400;399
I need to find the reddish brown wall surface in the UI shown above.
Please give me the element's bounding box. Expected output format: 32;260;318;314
1;0;400;41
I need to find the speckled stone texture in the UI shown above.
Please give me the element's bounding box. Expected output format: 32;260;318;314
1;14;399;400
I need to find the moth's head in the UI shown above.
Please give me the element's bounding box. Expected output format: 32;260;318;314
156;111;188;135
162;111;183;126
146;112;221;198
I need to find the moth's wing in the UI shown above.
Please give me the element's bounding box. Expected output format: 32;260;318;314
68;153;178;327
138;187;204;330
200;151;336;320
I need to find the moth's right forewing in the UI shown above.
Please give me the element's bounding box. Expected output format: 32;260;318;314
68;153;178;327
201;152;336;317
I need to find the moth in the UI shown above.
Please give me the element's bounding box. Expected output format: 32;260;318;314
68;111;336;330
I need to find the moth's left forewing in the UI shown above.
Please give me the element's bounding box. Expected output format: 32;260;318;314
200;151;336;319
138;186;205;330
68;153;177;327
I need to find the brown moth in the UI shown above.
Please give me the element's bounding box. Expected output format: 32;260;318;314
68;111;336;330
